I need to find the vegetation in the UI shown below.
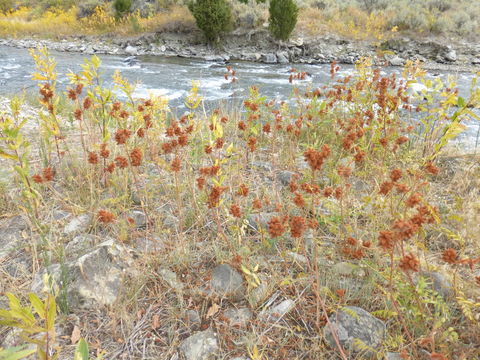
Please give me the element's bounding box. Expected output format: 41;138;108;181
0;47;480;359
188;0;232;43
268;0;298;40
113;0;132;19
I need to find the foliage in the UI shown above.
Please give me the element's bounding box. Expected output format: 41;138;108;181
268;0;298;40
188;0;232;43
113;0;132;19
0;0;13;13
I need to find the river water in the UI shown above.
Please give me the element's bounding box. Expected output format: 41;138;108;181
0;44;479;150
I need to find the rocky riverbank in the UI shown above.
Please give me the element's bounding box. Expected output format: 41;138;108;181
1;30;480;71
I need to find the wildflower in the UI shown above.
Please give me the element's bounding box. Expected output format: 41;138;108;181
346;237;357;246
237;184;249;197
207;185;226;208
304;145;331;171
378;230;395;250
178;134;188;147
293;192;305;208
32;174;43;184
200;166;220;177
399;253;420;272
253;198;262;210
230;204;242;218
196;177;206;190
204;145;213;154
98;209;115;224
337;166;352;178
112;101;121;112
308;218;318;229
100;143;110;159
247;137;257;152
105;163;116;173
215;138;224;149
354;149;365;163
396;136;408;145
83;97;92;110
442;248;458;264
119;110;129;119
238;121;246;131
425;161;439;175
75;83;83;95
379;138;388;147
262;123;271;134
220;116;228;123
42;167;55;181
290;216;306;238
130;148;142;167
115;156;129;169
405;192;422;208
268;217;285;237
289;181;298;193
171;156;181;172
137;128;145;138
379;181;394;195
88;151;99;165
393;219;418;240
334;187;343;199
395;183;409;193
323;187;333;197
74;108;82;120
67;88;77;100
115;129;132;145
390;169;402;182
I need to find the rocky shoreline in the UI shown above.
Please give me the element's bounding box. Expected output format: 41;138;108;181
1;30;480;72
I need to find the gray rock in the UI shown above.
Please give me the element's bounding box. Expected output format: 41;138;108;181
277;51;289;64
444;49;457;62
252;161;273;172
262;53;277;64
211;264;245;300
324;306;386;356
0;216;27;259
246;212;276;232
420;271;454;299
276;170;296;186
332;262;366;277
32;239;133;307
125;45;138;56
63;214;92;235
386;353;403;360
126;210;147;228
185;309;201;330
388;56;405;66
223;307;253;327
261;299;295;321
179;329;219;360
472;58;480;65
159;268;184;291
248;275;270;307
64;234;96;259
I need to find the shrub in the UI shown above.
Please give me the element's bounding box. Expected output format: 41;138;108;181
114;0;133;18
188;0;232;43
269;0;298;40
0;0;13;13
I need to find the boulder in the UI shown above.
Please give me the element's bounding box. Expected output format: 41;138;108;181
223;307;253;327
211;264;245;301
262;53;277;64
323;306;386;357
63;214;92;235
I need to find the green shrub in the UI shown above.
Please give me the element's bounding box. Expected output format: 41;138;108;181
269;0;298;40
114;0;133;18
188;0;232;43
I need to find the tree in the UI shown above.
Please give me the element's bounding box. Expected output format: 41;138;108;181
113;0;132;19
188;0;232;43
269;0;298;41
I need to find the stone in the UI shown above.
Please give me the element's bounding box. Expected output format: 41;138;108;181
63;214;92;235
323;306;386;356
159;268;184;291
126;210;147;228
0;216;28;259
211;264;245;301
125;45;138;56
262;53;277;64
260;299;295;321
420;271;454;299
276;170;296;186
32;239;133;307
388;56;405;66
246;212;276;232
185;309;201;330
277;51;289;64
223;307;253;327
444;49;457;62
248;275;270;307
179;329;219;360
64;234;97;259
472;58;480;65
386;353;403;360
332;262;366;277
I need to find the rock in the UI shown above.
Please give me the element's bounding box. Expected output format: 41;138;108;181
32;239;133;307
472;58;480;65
277;51;289;64
388;56;405;66
323;306;386;356
252;161;273;172
276;170;296;186
420;271;454;299
159;268;184;291
246;212;276;232
260;299;295;321
223;307;253;327
248;275;270;307
386;353;403;360
444;49;457;62
185;309;201;330
332;262;366;277
0;216;28;259
262;53;277;64
179;329;219;360
126;210;147;228
64;234;96;259
63;214;92;235
125;45;138;56
204;55;225;62
211;264;245;301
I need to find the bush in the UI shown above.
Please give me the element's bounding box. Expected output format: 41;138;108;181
269;0;298;40
188;0;232;43
0;0;13;13
114;0;133;18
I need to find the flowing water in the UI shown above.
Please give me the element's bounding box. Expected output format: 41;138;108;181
0;44;479;151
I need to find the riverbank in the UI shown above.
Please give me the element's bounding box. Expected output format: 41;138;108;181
1;30;480;72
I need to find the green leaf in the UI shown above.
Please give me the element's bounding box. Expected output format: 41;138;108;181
0;345;36;360
457;96;465;107
74;339;89;360
28;294;45;319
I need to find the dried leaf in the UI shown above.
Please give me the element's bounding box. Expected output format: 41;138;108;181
152;314;160;330
206;303;220;319
70;325;81;345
